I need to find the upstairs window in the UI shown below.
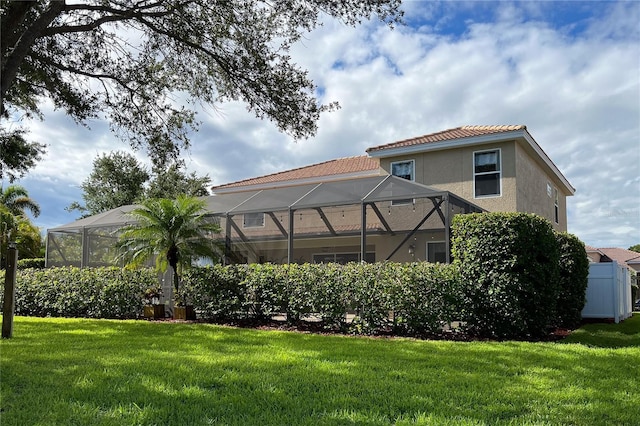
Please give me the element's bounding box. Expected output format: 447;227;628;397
391;159;415;205
474;149;501;197
554;188;559;224
243;212;264;228
391;160;414;181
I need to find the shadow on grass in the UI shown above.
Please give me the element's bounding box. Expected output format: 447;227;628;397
1;316;639;425
562;313;640;348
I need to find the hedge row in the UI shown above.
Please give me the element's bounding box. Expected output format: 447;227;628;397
0;267;156;319
1;213;589;339
17;258;45;269
183;262;462;335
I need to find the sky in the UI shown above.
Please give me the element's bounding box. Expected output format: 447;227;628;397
7;0;640;250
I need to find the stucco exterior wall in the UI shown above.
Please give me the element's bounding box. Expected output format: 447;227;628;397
379;140;518;213
514;144;568;231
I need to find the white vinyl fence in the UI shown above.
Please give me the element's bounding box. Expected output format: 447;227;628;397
582;262;632;323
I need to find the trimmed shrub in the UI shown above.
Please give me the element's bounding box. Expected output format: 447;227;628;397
244;263;288;320
17;258;45;269
182;264;248;321
390;262;463;336
285;263;322;323
2;267;155;318
555;232;589;329
343;262;394;333
451;213;560;339
181;262;466;335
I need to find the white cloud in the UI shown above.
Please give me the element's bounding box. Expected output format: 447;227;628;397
9;1;640;249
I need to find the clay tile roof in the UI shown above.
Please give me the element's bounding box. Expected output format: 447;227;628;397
212;155;380;190
366;125;527;153
597;248;640;265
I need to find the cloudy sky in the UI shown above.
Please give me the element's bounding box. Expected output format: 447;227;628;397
10;0;640;250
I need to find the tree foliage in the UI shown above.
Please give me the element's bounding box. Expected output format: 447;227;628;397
1;184;40;218
1;0;403;159
117;195;222;304
629;244;640;253
0;128;47;182
67;151;149;217
68;150;211;217
145;162;211;199
1;185;42;267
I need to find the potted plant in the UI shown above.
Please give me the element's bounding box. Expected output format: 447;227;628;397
172;290;196;320
142;286;165;319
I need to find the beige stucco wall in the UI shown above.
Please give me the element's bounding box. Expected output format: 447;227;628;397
514;143;568;231
377;140;569;231
379;140;518;213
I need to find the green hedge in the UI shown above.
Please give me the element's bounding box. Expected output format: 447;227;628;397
182;262;461;335
0;267;156;319
17;258;45;269
555;232;589;329
451;212;560;339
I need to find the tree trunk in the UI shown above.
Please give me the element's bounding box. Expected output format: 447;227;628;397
1;1;66;101
167;244;180;304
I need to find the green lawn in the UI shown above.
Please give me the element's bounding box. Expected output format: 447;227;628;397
1;315;638;426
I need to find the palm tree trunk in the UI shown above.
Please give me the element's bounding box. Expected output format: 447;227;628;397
168;245;180;304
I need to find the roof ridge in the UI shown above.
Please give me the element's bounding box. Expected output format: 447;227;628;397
366;124;528;153
460;125;526;131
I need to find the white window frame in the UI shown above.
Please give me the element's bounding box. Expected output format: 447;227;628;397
426;241;447;264
390;159;415;206
243;212;265;228
554;188;559;224
473;148;502;198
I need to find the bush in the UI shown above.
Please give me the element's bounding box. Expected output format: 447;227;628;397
17;258;45;269
1;267;156;318
182;264;249;321
451;213;560;339
555;232;589;329
390;262;463;336
244;263;288;321
184;262;463;336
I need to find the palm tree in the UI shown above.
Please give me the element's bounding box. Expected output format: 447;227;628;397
0;184;41;218
1;185;41;268
117;195;221;305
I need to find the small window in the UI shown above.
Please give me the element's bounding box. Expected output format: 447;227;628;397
547;183;552;197
391;160;414;181
426;241;447;263
554;188;559;224
474;149;501;197
391;159;414;205
243;212;264;228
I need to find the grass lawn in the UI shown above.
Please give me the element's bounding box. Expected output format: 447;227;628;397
1;314;638;426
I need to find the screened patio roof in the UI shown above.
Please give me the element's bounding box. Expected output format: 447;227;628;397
50;175;479;231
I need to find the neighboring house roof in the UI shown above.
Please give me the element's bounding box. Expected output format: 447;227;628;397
366;125;575;196
595;247;640;270
585;246;640;270
212;156;381;193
